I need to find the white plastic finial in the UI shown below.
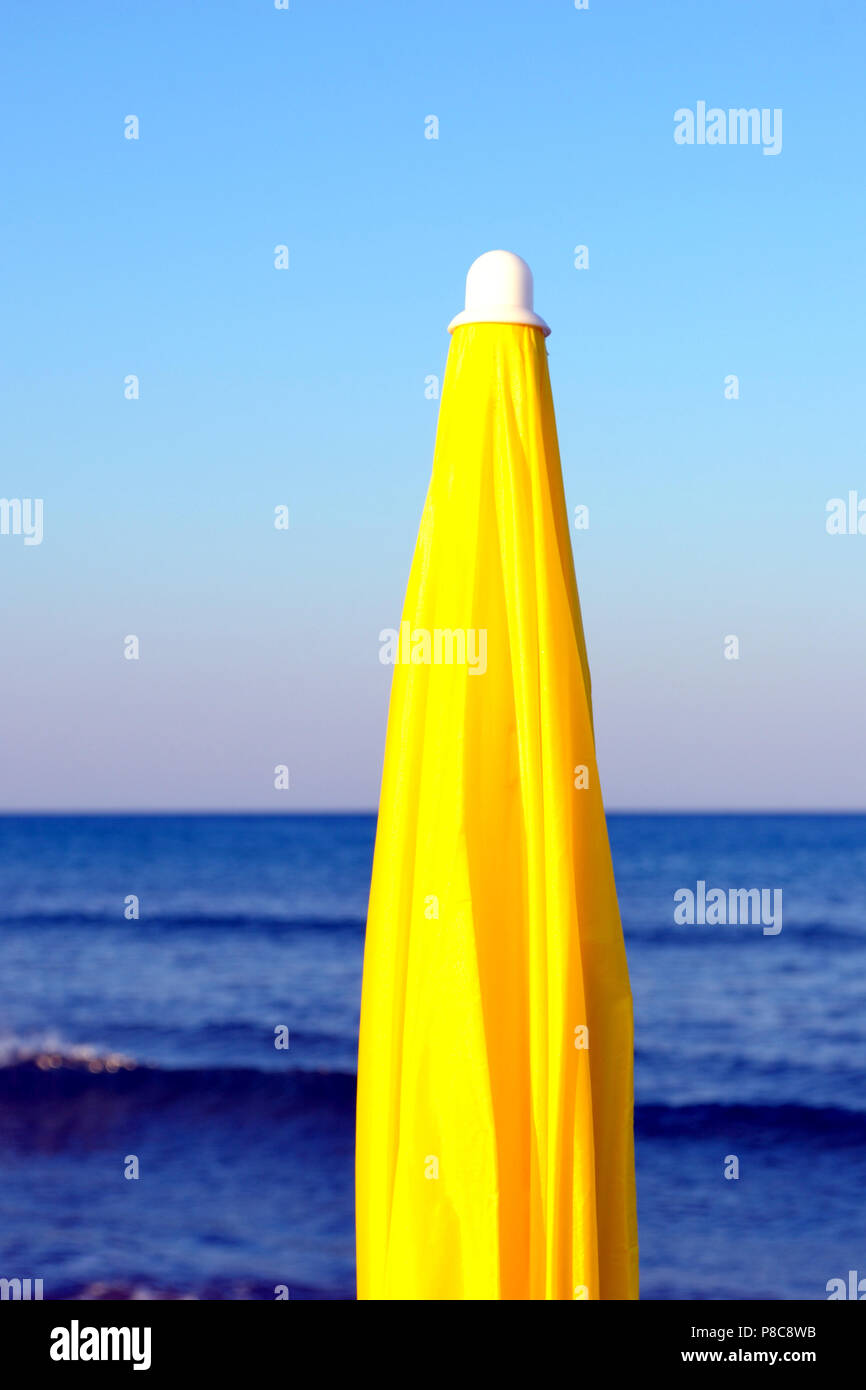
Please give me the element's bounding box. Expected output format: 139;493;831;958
447;250;550;335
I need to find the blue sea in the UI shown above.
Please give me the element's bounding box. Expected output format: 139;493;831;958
0;813;864;1301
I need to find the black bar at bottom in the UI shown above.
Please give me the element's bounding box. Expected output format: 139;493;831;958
0;1297;859;1376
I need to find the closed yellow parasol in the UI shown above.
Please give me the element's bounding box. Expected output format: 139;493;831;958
356;252;638;1300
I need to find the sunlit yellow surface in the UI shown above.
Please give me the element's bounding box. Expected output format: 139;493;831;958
356;323;638;1300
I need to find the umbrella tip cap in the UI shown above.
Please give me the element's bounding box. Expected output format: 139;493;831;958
448;250;550;335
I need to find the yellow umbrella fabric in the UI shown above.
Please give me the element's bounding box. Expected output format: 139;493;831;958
356;263;637;1301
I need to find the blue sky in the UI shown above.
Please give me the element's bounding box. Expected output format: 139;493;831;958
1;0;863;810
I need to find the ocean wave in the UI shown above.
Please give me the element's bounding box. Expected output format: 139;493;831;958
635;1101;866;1143
0;1034;139;1069
0;911;367;932
622;920;866;946
44;1278;353;1301
0;1049;357;1141
1;1050;864;1145
4;909;861;938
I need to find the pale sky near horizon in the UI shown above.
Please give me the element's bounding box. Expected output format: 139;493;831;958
1;1;864;811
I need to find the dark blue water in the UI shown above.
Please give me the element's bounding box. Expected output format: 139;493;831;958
0;814;863;1300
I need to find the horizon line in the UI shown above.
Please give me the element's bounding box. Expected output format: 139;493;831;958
0;808;865;818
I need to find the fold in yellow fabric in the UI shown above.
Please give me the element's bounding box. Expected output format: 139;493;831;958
356;323;638;1300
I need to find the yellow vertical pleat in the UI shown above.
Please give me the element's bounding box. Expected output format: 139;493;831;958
355;323;638;1300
